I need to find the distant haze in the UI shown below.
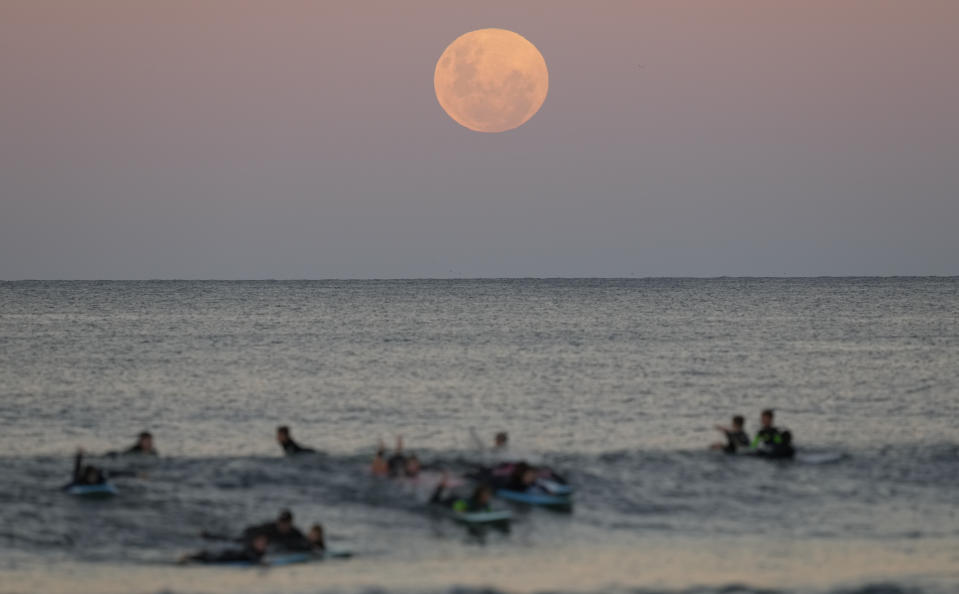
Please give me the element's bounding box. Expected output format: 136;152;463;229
1;1;957;279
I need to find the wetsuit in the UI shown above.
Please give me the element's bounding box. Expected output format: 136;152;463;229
63;451;137;489
64;451;106;489
751;427;795;459
723;429;750;454
430;484;490;513
124;444;157;455
279;438;314;455
386;453;406;477
186;544;265;564
241;522;311;551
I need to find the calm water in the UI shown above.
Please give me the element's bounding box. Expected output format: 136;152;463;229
1;279;957;594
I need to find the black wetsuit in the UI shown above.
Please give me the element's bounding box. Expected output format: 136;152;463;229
64;452;106;489
430;484;489;513
723;429;750;454
241;522;311;551
64;452;137;489
280;438;315;455
186;545;265;564
751;427;795;459
124;444;157;455
468;464;531;492
386;453;406;477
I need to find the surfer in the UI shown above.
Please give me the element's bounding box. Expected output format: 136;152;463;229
276;426;315;455
125;431;157;455
386;436;407;477
63;449;137;489
372;436;413;477
430;473;493;513
240;509;313;550
179;533;269;565
710;415;750;453
751;409;795;459
201;510;322;552
403;454;422;478
471;462;550;492
306;524;325;552
371;441;389;476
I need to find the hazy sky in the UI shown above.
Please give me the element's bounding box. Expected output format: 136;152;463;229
2;1;957;279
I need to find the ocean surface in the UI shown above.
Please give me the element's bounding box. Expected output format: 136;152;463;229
0;278;957;594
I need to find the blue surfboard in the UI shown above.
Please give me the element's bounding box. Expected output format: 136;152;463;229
536;478;574;496
496;489;572;507
66;482;118;497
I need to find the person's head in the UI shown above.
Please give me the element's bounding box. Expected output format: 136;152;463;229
494;432;508;448
472;484;493;506
137;431;154;451
760;409;774;428
307;524;325;548
732;415;745;429
276;509;293;533
251;533;269;553
404;454;421;477
276;426;290;443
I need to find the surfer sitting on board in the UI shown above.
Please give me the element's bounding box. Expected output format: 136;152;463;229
710;415;750;453
430;473;493;513
276;425;315;455
751;409;795;459
179;533;269;565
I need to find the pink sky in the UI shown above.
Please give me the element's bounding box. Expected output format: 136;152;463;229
1;1;957;278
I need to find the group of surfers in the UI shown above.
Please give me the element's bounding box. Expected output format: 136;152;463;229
709;409;795;458
62;412;795;564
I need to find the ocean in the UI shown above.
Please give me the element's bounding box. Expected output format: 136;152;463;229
0;279;957;594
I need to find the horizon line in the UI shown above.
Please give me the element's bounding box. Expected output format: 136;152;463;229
3;275;958;282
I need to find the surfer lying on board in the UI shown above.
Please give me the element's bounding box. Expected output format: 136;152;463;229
179;533;269;565
710;415;750;453
201;509;325;552
276;425;315;455
751;409;795;459
430;472;493;513
470;462;568;493
63;449;137;489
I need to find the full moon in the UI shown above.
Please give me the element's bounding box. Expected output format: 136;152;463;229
434;28;549;133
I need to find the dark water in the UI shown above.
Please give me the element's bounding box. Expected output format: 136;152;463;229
1;279;957;594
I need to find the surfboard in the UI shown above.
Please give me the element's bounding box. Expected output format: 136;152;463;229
66;482;118;497
449;509;512;524
536;478;573;496
496;489;572;507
